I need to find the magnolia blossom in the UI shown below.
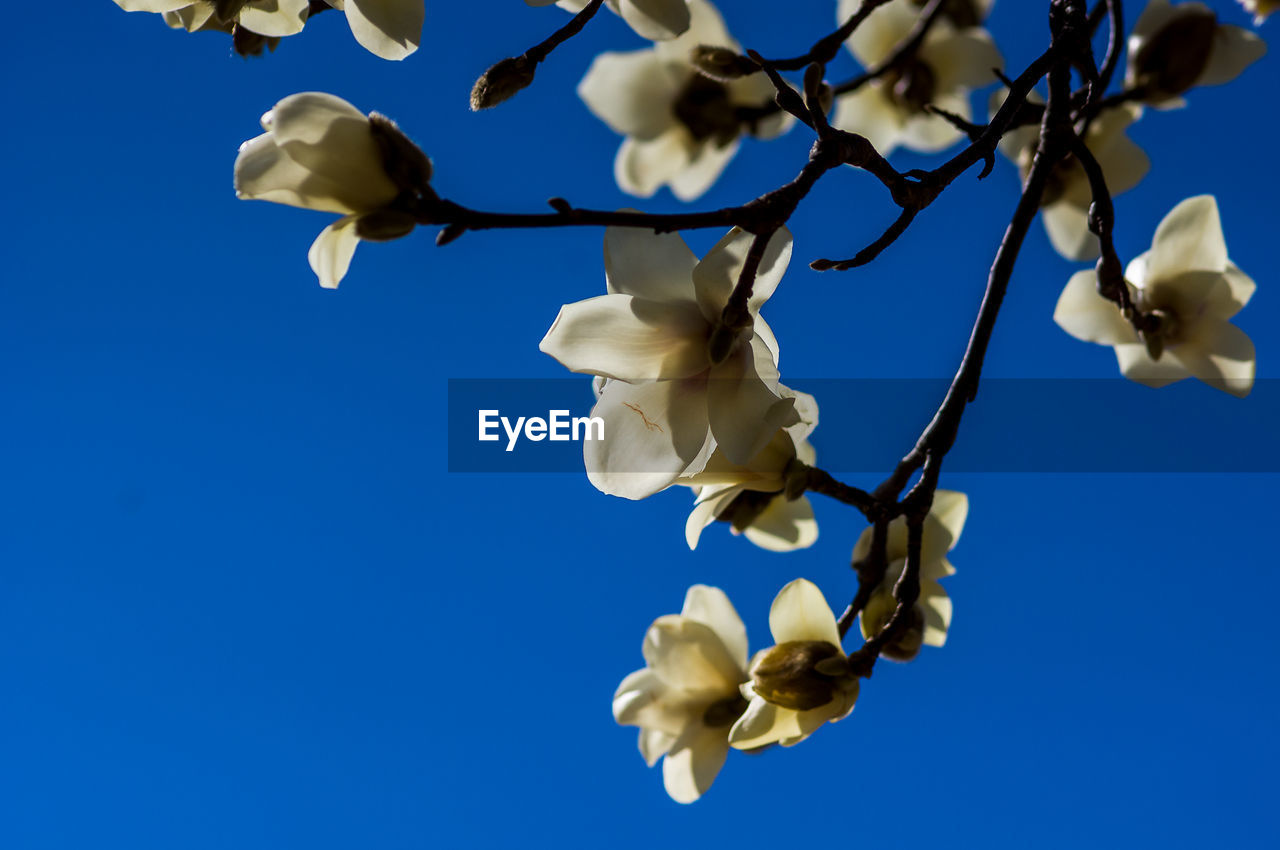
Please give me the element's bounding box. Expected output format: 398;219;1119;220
833;0;1003;155
1127;0;1266;107
113;0;309;37
613;585;750;803
679;388;819;552
997;97;1149;261
728;579;859;749
1238;1;1278;24
316;0;424;60
577;0;790;200
1054;195;1256;397
854;490;968;661
526;0;691;40
540;226;797;499
235;92;430;288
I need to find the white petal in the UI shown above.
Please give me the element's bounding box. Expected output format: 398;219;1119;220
165;3;216;30
923;28;1004;92
921;581;953;647
638;728;676;767
613;669;690;735
1114;343;1190;389
1216;263;1257;319
669;140;739;202
1173;319;1256;397
742;496;818;552
1147;195;1228;280
1089;109;1150;198
238;0;309;37
1041;200;1098;262
662;723;730;804
831;85;905;157
930;490;969;547
584;378;712;499
685;486;739;549
707;344;794;465
604;226;699;303
614;129;694;199
768;578;841;647
307;215;361;289
681;585;749;674
692;227;793;322
841;0;915;67
643;615;744;693
539;294;709;382
577;50;682;140
654;0;729;60
1054;269;1139;346
620;0;693;41
343;0;423;60
113;0;193;11
898;92;967;153
727;697;801;749
1198;25;1267;88
234;133;359;215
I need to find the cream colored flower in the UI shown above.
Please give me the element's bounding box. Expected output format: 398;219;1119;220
679;388;818;552
613;585;750;803
1239;1;1279;24
853;490;967;661
114;0;309;37
526;0;691;41
728;579;859;750
833;0;1003;155
1127;1;1266;107
234;92;431;288
576;0;790;201
1054;195;1256;397
540;226;797;500
316;0;424;60
996;96;1149;261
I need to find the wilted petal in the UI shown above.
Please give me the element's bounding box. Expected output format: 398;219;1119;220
768;578;841;647
585;378;711;499
578;51;682;140
1054;269;1140;346
742;496;818;552
539;294;709;382
1174;319;1256;397
1147;195;1228;280
1198;25;1267;87
643;615;744;693
342;0;423;60
238;0;309;37
307;215;361;289
1114;343;1191;389
604;226;699;303
662;723;730;804
681;584;749;673
615;129;694;198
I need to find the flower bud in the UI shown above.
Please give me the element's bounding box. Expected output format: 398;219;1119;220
470;56;538;111
1132;10;1218;99
368;112;434;199
690;45;757;83
356;210;418;242
748;640;849;711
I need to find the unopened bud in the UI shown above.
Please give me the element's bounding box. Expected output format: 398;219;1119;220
1133;10;1218;99
369;112;434;198
690;45;757;83
470;56;537;111
356;210;418;242
749;640;849;711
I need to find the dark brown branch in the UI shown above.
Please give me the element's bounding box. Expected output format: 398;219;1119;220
831;0;949;98
753;0;896;70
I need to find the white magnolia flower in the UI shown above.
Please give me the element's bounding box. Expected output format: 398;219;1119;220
577;0;790;200
1238;1;1278;25
1127;0;1266;107
1054;195;1256;397
235;92;429;288
853;490;967;661
997;96;1149;261
833;0;1003;156
114;0;309;37
526;0;691;41
679;388;819;552
613;585;750;804
540;226;798;500
317;0;424;60
728;579;859;749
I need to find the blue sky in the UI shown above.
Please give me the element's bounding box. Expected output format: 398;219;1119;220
1;1;1277;847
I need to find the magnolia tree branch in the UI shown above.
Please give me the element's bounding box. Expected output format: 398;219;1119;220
470;0;606;110
756;0;897;70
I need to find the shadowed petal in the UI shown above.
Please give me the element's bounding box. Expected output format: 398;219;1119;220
1054;269;1140;346
307;215;361;289
769;578;841;647
539;294;709;382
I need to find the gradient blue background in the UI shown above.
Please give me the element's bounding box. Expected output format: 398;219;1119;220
2;2;1276;847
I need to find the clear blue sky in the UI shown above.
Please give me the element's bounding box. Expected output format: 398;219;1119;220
1;2;1276;847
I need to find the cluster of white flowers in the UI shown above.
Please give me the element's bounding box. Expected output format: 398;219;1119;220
110;0;424;59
